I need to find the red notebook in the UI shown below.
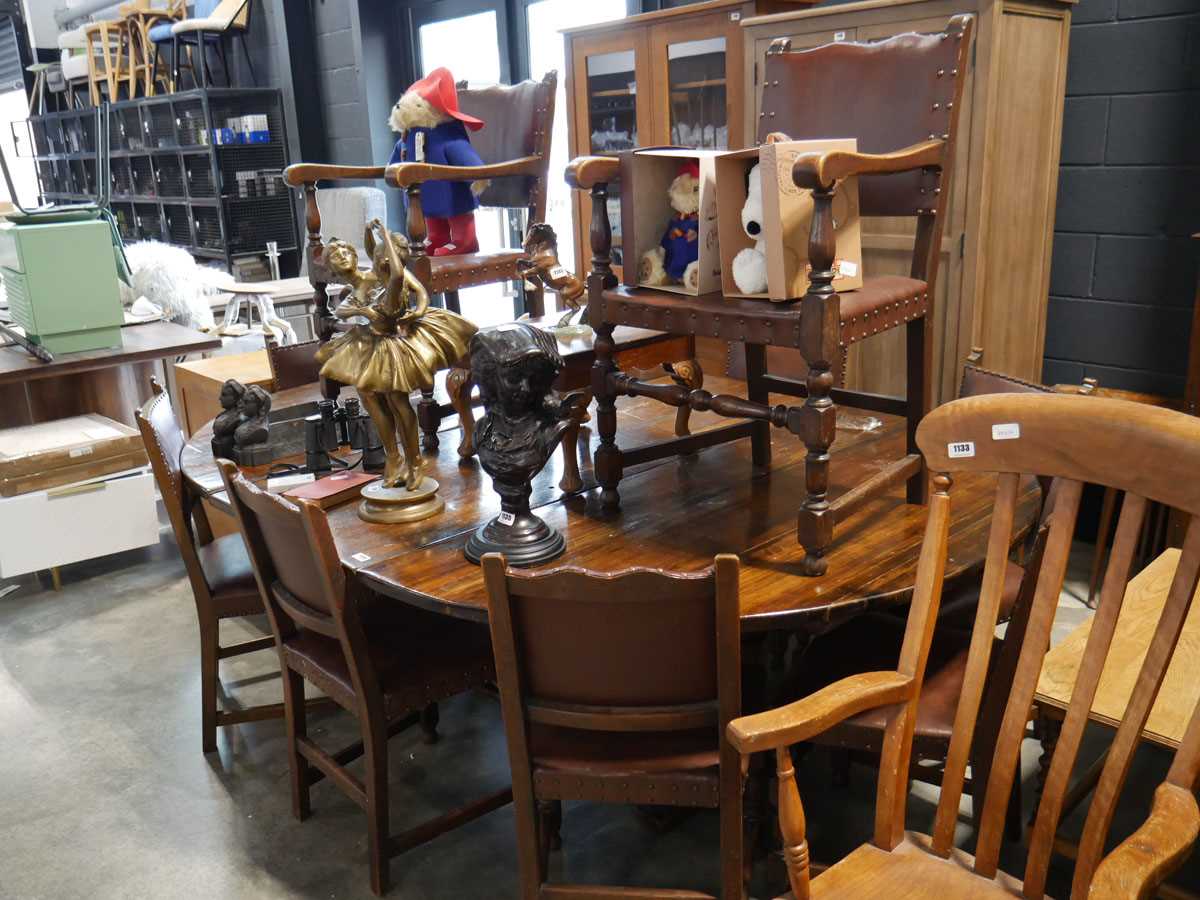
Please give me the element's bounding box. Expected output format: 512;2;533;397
283;471;379;509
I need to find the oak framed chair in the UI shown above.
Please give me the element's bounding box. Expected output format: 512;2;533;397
135;377;287;752
565;15;974;576
284;71;558;449
218;461;510;895
728;391;1200;899
482;552;745;899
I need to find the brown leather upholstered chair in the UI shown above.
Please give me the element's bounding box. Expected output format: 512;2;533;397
135;378;285;752
284;71;556;332
789;364;1053;832
565;17;974;575
265;336;322;391
218;461;508;896
482;552;744;899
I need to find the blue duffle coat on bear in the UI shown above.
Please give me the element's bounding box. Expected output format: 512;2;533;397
661;214;699;281
389;121;484;219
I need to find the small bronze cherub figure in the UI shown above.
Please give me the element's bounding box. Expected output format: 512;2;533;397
211;378;245;459
515;223;588;333
463;322;586;566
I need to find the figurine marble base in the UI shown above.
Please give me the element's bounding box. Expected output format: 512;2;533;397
358;477;444;524
463;510;565;567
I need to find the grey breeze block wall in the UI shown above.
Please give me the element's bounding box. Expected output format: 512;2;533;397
1043;0;1200;397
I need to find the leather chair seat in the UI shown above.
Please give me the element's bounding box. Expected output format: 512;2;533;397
197;534;263;618
281;608;495;716
837;274;928;346
795;559;1026;750
529;724;719;776
428;249;525;294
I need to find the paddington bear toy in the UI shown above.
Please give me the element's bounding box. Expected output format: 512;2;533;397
639;160;701;291
389;67;488;256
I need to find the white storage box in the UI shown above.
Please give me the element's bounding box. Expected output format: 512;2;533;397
0;468;159;578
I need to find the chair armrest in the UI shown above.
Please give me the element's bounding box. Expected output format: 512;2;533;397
726;671;913;755
792;139;946;191
385;155;541;189
1088;784;1200;899
565;155;620;191
284;164;387;187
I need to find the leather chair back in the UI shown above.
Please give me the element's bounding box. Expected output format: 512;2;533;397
484;554;740;727
456;71;556;217
266;337;322;391
220;463;342;625
759;18;971;216
136;379;204;585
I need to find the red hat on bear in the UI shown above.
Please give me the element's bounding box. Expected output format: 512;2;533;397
407;67;485;131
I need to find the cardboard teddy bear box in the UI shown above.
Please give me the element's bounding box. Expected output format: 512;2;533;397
715;139;864;302
619;148;722;297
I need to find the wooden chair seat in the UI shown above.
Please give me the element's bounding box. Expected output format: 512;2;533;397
196;533;261;614
530;723;719;775
280;609;494;716
805;834;1026;898
427;249;525;295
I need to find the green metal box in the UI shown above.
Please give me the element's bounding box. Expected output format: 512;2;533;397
0;219;123;354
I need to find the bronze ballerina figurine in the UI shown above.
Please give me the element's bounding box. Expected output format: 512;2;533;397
317;220;476;520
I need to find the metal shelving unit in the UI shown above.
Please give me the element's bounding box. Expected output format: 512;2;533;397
25;88;299;277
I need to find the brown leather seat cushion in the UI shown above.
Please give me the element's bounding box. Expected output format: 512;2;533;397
428;249;524;293
837;274;928;345
197;534;263;618
282;606;495;715
530;724;719;776
794;559;1026;745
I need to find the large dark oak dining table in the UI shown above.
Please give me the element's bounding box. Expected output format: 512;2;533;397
181;375;1039;634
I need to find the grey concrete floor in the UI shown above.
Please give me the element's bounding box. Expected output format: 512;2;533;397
1;524;1195;898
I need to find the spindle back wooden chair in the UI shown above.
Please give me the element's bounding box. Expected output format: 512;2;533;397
482;552;744;899
134;377;284;752
218;461;508;895
728;392;1200;898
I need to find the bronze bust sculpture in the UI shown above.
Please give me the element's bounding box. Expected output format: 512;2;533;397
211;378;245;459
233;385;272;448
464;322;585;565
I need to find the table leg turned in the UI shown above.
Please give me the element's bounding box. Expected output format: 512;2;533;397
592;321;622;510
795;183;841;577
417;387;440;451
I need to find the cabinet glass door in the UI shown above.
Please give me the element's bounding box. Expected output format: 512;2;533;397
665;37;728;149
586;50;640;153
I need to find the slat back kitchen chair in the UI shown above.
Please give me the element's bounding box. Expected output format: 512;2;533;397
564;15;974;576
728;391;1200;899
482;552;744;899
135;377;283;753
218;461;508;895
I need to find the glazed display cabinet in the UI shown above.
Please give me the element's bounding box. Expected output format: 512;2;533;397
563;0;812;278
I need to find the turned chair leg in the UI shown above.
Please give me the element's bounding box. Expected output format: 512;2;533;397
199;618;219;753
905;315;930;505
591;322;622;511
365;716;391;896
417;387;441;451
282;668;312;820
420;702;439;745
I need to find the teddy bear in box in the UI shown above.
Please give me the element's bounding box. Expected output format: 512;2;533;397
388;67;490;257
731;163;769;295
639;160;701;292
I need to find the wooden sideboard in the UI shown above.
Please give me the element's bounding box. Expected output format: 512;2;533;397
562;0;812;281
740;0;1075;402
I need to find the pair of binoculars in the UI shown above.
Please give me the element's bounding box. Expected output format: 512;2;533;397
304;398;386;473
